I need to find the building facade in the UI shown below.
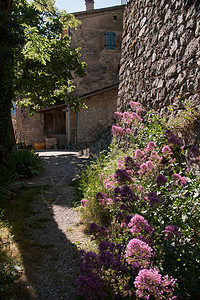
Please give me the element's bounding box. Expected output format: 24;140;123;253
16;1;124;147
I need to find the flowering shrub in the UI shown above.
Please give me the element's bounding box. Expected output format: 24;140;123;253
134;268;177;300
76;102;200;299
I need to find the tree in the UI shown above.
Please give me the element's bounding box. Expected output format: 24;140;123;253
0;0;86;152
0;0;15;153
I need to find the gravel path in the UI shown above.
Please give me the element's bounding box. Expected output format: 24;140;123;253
15;150;90;300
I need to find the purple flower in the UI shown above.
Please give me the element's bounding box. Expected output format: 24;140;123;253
156;174;168;186
96;192;107;200
113;187;121;202
125;238;153;268
189;146;200;157
89;223;109;237
99;250;113;269
124;214;132;225
164;225;182;241
89;222;99;235
115;169;132;184
134;268;177;300
148;192;161;206
120;185;138;203
168;137;182;145
165;130;182;145
79;251;100;274
124;156;135;169
76;274;107;300
98;240;111;251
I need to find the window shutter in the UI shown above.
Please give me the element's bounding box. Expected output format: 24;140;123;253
104;32;116;49
110;32;116;49
104;32;109;48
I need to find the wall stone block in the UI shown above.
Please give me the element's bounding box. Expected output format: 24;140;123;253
118;0;200;144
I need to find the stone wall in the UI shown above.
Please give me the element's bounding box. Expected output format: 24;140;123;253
77;87;118;142
118;0;200;120
16;106;45;145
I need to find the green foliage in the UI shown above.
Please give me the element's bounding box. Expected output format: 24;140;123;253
165;98;200;134
76;105;200;299
13;0;86;112
0;0;86;150
0;169;16;194
0;209;20;298
4;150;43;178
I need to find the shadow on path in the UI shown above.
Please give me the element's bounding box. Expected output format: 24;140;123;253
9;151;89;300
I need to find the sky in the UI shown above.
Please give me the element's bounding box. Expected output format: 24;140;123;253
55;0;122;13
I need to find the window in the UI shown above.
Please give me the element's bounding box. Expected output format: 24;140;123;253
104;32;116;49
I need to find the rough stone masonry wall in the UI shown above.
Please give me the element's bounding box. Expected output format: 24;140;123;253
118;0;200;121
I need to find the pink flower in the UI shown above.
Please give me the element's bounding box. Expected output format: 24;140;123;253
130;101;141;108
81;199;89;207
150;151;161;162
105;198;114;206
125;238;153;268
132;112;142;123
134;268;177;300
128;215;154;235
117;163;123;169
164;225;182;241
135;149;145;160
140;163;149;173
111;125;126;137
146;160;155;170
126;128;132;135
173;174;187;187
99;173;105;180
162;146;173;155
146;142;156;152
122;112;133;125
113;111;123;120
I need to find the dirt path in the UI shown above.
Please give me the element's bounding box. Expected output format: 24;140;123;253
14;150;90;300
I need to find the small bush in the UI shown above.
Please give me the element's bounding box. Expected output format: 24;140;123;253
4;150;43;178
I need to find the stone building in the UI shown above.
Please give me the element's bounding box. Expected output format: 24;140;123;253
16;1;124;147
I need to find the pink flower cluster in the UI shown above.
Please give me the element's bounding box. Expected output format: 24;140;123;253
128;215;154;236
129;101;145;113
99;197;114;207
146;142;156;152
135;149;145;160
125;238;153;268
104;174;117;190
172;173;187;187
111;125;126;137
81;199;89;207
150;151;162;162
134;268;177;300
162;146;173;155
113;112;123;121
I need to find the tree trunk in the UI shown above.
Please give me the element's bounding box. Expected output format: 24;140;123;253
0;0;15;152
